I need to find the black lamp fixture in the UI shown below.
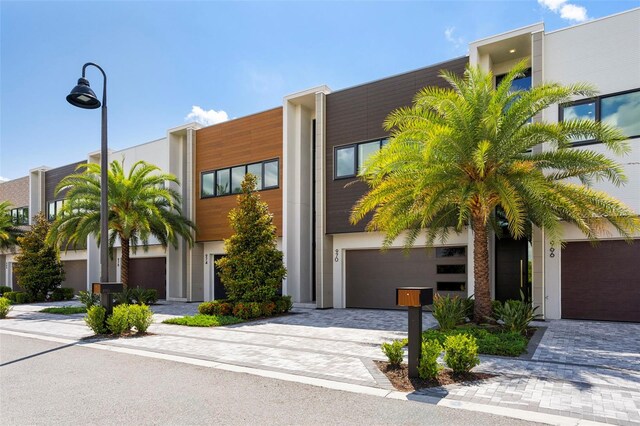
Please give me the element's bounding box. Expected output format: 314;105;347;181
67;62;110;289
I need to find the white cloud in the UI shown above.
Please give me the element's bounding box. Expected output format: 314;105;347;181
185;106;229;126
538;0;589;23
0;176;9;182
444;27;465;49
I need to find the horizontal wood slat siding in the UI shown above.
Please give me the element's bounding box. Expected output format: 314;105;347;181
325;57;468;234
45;161;86;202
195;108;283;242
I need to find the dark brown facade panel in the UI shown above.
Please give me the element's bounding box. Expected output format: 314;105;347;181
129;257;166;299
561;240;640;322
195;108;283;242
325;57;468;234
45;160;86;202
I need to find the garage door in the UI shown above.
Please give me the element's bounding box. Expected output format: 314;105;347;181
345;247;467;309
129;257;166;299
562;240;640;322
62;260;87;294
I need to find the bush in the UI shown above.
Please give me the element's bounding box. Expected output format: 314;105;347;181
114;289;134;305
79;291;100;309
50;287;74;301
85;305;107;334
493;292;541;334
432;294;466;330
248;302;262;318
0;285;12;296
0;297;12;318
381;340;404;366
464;296;475;321
218;302;233;316
423;326;527;357
163;314;244;327
129;287;158;305
4;291;17;303
15;292;30;304
274;295;293;314
128;304;153;333
198;301;217;315
232;302;251;320
107;304;131;335
443;334;480;373
418;339;442;380
261;301;276;317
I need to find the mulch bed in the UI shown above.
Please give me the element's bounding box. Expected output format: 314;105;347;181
374;360;495;392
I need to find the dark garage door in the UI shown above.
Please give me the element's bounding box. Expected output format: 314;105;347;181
345;247;467;309
562;240;640;322
62;260;87;294
129;257;166;299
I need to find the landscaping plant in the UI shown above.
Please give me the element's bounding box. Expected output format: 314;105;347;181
423;327;527;357
85;305;107;334
106;304;131;335
0;285;12;296
418;339;442;380
79;291;100;309
215;174;286;303
0;200;23;250
432;294;467;330
40;306;86;315
443;334;480;374
163;314;243;327
381;340;404;367
0;297;12;319
128;304;153;333
50;287;74;301
493;291;541;334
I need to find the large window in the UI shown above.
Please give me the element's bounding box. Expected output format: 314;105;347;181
200;159;279;198
560;88;640;146
10;207;29;225
334;138;389;179
495;68;532;92
47;200;65;221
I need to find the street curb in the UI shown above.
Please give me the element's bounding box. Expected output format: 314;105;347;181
0;329;607;426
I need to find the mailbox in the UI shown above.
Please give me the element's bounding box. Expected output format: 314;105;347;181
396;287;433;307
92;282;124;294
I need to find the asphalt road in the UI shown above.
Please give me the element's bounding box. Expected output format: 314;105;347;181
0;334;542;425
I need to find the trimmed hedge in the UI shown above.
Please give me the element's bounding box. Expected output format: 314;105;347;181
198;296;292;319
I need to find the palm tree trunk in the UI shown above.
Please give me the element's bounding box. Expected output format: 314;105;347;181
472;215;492;322
121;237;129;289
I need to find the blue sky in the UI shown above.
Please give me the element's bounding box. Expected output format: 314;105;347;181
1;0;637;180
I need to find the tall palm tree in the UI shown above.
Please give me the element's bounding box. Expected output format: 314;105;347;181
350;62;639;321
48;160;196;288
0;201;24;250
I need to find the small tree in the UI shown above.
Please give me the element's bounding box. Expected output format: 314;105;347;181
14;213;65;301
216;174;286;302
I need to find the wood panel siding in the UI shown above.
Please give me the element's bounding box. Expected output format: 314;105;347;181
325;57;468;234
45;161;86;202
195;108;283;242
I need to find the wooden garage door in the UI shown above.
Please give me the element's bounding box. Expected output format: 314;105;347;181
345;247;467;309
562;240;640;322
129;257;166;299
62;260;87;294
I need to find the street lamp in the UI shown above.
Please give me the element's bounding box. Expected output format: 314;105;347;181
67;63;119;313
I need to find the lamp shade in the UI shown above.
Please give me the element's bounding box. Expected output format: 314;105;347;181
66;77;100;109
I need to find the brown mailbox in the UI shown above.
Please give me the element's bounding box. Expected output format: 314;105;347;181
92;282;124;294
396;287;433;307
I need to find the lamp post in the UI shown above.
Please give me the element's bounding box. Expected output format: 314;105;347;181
67;63;112;308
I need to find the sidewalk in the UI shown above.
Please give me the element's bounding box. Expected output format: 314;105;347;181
1;301;639;425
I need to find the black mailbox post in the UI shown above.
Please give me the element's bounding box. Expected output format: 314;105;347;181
92;282;123;317
396;287;434;378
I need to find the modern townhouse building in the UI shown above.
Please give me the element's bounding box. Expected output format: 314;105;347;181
0;176;30;288
2;8;638;321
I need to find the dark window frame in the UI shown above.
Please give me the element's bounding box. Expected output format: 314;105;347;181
10;206;29;225
559;88;640;147
334;137;389;180
47;199;65;221
199;157;280;199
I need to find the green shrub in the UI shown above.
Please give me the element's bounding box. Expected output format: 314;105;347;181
261;301;276;317
40;306;86;315
50;287;74;301
423;327;527;357
432;294;466;330
248;302;262;318
15;292;30;304
0;297;12;319
85;305;107;334
198;301;217;315
107;304;131;335
381;340;404;366
163;314;244;327
493;292;541;334
443;334;480;373
232;302;251;320
4;291;17;303
114;289;134;305
218;302;233;316
418;339;442;380
464;296;475;321
128;304;153;333
274;295;293;314
79;291;100;309
129;287;158;305
491;299;503;314
0;285;12;296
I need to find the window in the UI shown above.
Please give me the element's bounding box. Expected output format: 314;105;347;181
335;137;389;179
10;207;29;225
199;158;279;198
437;282;466;292
436;247;466;258
436;264;466;274
495;69;532;92
560;88;640;145
47;200;65;221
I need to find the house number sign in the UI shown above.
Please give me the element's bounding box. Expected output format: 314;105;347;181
334;249;339;262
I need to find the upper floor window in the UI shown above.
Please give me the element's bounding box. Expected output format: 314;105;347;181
200;159;279;199
334;138;389;179
47;199;65;221
10;207;29;225
560;88;640;146
495;69;532;92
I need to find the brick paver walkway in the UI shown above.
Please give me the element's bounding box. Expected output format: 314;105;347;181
2;301;639;424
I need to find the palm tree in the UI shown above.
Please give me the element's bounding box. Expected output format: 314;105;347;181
350;62;640;321
48;160;196;288
0;201;24;250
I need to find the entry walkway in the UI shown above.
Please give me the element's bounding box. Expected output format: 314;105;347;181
1;301;639;424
